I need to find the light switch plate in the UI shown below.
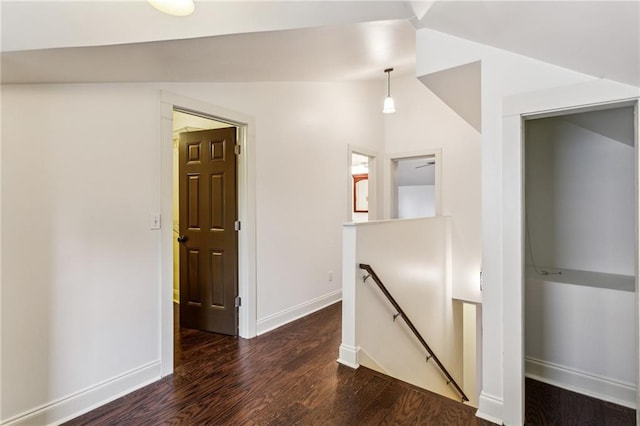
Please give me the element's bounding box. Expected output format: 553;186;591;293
149;213;161;230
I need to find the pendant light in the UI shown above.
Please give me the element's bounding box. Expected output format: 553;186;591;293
383;68;396;114
147;0;195;16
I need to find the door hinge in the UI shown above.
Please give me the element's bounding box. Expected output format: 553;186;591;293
234;220;241;231
234;145;241;155
235;296;242;307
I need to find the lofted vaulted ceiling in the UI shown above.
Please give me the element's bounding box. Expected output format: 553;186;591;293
1;19;417;84
415;0;640;87
1;1;417;83
1;1;638;86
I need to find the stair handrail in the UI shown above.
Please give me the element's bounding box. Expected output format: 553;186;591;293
359;263;469;403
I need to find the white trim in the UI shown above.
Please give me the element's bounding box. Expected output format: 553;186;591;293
384;149;442;219
160;98;175;377
476;392;503;425
340;224;358;374
159;91;258;379
1;361;161;426
256;290;342;336
503;79;640;118
337;344;360;369
501;79;640;426
636;100;640;421
501;113;525;426
525;357;636;409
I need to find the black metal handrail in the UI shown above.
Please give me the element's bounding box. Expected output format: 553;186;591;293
359;263;469;403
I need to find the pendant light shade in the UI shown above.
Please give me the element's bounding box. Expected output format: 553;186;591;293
147;0;195;16
383;96;396;114
383;68;396;114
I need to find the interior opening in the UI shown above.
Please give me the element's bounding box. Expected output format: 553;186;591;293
172;109;239;368
393;156;436;219
523;104;637;414
351;152;370;222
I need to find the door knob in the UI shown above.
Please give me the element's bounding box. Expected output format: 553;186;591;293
177;235;187;243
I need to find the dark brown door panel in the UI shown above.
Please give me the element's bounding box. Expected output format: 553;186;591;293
179;127;238;335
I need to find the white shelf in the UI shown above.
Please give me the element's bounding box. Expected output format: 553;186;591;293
526;265;634;292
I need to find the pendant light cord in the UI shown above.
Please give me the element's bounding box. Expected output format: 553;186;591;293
525;189;561;277
384;67;393;97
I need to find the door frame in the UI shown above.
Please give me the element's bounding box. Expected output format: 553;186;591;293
500;79;640;425
347;145;379;221
159;91;257;377
384;149;442;219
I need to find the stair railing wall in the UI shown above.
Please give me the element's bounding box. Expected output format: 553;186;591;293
339;216;465;402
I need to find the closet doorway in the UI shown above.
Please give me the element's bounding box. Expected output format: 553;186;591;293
523;103;637;417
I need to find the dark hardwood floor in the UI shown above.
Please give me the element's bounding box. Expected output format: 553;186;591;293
64;301;634;425
525;377;635;426
65;302;493;425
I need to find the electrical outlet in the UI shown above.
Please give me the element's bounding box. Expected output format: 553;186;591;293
149;213;161;230
328;270;333;282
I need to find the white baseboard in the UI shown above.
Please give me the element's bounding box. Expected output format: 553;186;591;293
525;357;636;409
476;392;503;425
337;344;360;369
256;290;342;335
2;361;161;426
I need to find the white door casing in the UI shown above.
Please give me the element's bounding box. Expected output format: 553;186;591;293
500;79;640;426
159;91;258;377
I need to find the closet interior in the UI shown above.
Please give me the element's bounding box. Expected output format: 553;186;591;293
524;104;637;408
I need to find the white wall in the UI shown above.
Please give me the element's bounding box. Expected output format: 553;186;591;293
525;277;635;407
398;185;435;218
416;29;599;425
383;74;482;303
0;80;384;423
159;82;383;324
1;85;162;424
525;111;635;276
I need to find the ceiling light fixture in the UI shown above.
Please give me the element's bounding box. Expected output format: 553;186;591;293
383;68;396;114
147;0;195;16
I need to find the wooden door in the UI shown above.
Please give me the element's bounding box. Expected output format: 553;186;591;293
178;127;238;335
